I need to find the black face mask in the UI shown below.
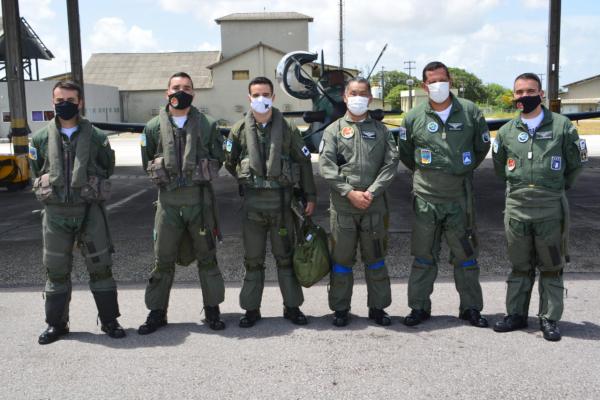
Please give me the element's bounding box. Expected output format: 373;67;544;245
515;95;542;114
168;90;194;110
55;101;79;120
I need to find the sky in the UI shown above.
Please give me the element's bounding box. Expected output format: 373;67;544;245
2;0;600;89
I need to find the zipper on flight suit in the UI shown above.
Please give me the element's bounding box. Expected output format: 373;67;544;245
63;138;72;203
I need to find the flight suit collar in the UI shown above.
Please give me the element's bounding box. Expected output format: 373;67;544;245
343;113;373;124
515;105;554;131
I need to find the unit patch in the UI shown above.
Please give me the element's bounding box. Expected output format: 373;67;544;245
536;130;553;140
301;146;311;157
492;139;499;153
507;158;516;171
341;126;355;139
448;122;463;131
398;127;407;141
225;138;233;152
319;139;325;154
427;121;439;133
28;146;37;160
482;131;490;143
102;137;109;147
420;149;432;165
361;131;376;140
517;132;529;143
140;133;147;147
551;156;562;171
462;151;472;165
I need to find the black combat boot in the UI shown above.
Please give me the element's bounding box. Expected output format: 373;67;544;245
239;309;261;328
540;318;561;342
368;308;392;326
39;292;71;345
204;305;226;330
459;309;489;328
403;309;430;326
332;309;349;327
93;291;126;338
138;310;168;335
283;306;308;325
493;314;528;332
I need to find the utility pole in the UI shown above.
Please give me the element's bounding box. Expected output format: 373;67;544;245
1;0;29;156
381;66;385;109
404;61;416;111
538;72;546;89
339;0;344;69
547;0;561;112
66;0;85;114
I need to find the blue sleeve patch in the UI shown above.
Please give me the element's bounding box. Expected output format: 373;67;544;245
28;146;38;160
301;146;311;157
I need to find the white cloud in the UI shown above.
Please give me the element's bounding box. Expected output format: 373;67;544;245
197;41;218;51
523;0;548;9
89;17;158;52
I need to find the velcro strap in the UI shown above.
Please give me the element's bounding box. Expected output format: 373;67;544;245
333;263;352;274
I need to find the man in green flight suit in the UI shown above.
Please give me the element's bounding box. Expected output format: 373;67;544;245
224;76;316;328
138;72;226;334
398;61;490;328
492;73;586;341
30;80;125;344
319;77;399;327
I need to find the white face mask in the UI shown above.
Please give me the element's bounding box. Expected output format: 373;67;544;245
427;81;450;104
250;96;273;114
346;96;370;116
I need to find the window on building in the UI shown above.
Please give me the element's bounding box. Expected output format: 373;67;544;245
32;111;44;121
232;70;250;80
3;112;11;122
44;111;55;121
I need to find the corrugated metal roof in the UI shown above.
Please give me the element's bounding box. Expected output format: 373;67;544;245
83;51;221;91
215;12;313;23
563;74;600;88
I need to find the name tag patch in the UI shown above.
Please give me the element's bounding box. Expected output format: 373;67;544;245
448;122;463;131
462;151;472;165
517;132;529;143
551;156;562;171
361;131;376;140
427;121;439;133
398;127;407;141
420;149;432;164
536;130;553;140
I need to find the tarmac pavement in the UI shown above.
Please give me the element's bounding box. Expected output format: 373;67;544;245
2;134;600;399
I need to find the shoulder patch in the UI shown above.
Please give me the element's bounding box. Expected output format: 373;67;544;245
481;130;490;143
492;139;499;153
577;138;588;163
28;146;38;160
398;127;407;141
224;138;233;152
340;126;354;139
102;137;109;147
319;140;325;154
301;145;311;158
140;133;147;147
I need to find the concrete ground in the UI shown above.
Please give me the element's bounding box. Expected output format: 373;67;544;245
1;135;600;399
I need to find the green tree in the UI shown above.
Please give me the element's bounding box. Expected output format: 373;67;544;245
370;70;421;98
448;67;486;103
384;85;405;110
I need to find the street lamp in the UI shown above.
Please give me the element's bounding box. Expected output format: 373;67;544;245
406;78;414;110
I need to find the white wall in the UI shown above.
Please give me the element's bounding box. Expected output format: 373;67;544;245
0;81;120;138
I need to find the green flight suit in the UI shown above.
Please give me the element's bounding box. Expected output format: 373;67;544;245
319;114;399;312
492;106;585;321
224;107;316;311
398;95;490;314
29;117;121;326
141;106;225;312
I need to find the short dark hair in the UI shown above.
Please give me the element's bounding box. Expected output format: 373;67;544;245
345;76;371;93
168;72;194;88
514;72;542;90
248;76;274;94
422;61;451;82
52;80;82;99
